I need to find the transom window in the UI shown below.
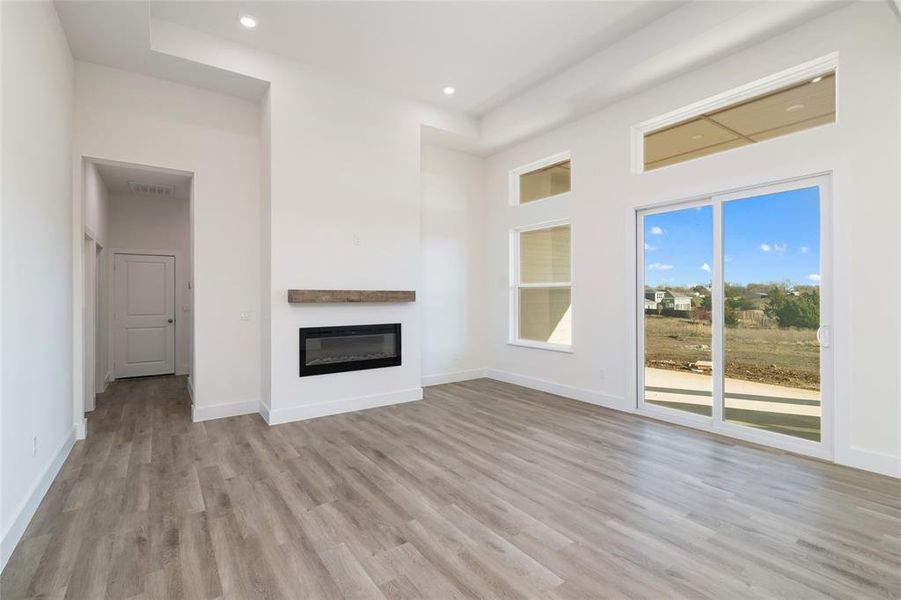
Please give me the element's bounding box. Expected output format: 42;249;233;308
512;223;572;350
511;153;571;204
637;56;837;171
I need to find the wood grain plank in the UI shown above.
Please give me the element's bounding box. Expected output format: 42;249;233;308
287;290;415;303
2;375;899;600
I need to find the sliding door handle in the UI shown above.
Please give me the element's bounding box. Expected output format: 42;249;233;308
816;325;830;348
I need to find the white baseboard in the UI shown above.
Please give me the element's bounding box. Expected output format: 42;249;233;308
192;399;259;422
485;369;626;411
259;401;271;424
1;427;76;571
265;387;423;426
422;369;487;387
97;371;111;394
486;370;900;480
75;417;87;440
837;447;901;479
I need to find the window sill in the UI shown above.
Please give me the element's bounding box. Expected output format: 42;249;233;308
514;190;572;207
508;340;573;354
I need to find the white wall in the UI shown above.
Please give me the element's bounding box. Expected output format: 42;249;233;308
482;2;901;477
259;90;272;413
142;22;485;423
83;162;109;246
264;66;425;423
1;0;75;568
82;162;109;400
420;144;486;384
107;192;192;376
73;62;261;420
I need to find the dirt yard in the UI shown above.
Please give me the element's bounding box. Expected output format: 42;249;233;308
644;315;820;391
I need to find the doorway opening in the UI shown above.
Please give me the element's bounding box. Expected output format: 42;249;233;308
80;158;193;428
636;175;832;458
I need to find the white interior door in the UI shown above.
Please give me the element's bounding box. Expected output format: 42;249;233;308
113;253;176;378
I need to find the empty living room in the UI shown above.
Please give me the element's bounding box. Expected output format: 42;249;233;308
2;0;900;598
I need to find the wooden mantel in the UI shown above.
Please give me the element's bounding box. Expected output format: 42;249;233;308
288;289;416;304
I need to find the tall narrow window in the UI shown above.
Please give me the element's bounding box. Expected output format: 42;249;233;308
513;223;572;349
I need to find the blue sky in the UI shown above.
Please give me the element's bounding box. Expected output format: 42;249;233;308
644;187;820;287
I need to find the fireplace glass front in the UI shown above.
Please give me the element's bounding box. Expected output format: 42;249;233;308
299;323;401;376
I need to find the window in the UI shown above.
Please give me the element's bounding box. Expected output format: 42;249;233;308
636;55;837;171
512;223;572;350
511;153;571;204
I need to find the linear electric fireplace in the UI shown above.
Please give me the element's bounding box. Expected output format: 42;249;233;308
299;323;401;377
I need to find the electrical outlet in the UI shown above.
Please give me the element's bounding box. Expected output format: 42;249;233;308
240;311;251;321
32;436;38;457
352;234;361;246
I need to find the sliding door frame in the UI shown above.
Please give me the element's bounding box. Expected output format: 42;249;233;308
635;173;833;461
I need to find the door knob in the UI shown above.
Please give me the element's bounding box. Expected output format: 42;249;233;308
168;318;174;324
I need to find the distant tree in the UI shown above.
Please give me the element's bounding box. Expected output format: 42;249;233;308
723;305;739;327
724;283;756;310
764;286;819;329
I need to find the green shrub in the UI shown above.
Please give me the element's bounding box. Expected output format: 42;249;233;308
764;287;819;329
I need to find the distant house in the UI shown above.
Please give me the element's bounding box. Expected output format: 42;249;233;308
644;289;691;312
660;290;692;311
644;290;666;305
643;290;665;311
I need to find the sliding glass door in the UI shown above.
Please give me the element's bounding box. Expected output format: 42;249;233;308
641;204;714;417
637;176;830;453
721;187;822;441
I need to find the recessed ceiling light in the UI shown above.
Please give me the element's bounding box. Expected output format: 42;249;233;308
811;76;824;83
786;104;805;113
239;15;257;28
442;86;455;96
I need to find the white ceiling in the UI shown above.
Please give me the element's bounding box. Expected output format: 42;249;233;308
148;1;685;115
95;161;192;201
55;0;850;153
54;0;270;100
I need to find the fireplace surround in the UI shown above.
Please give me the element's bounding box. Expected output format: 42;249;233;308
299;323;401;376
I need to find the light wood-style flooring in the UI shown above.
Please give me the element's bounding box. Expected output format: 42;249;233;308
2;375;899;599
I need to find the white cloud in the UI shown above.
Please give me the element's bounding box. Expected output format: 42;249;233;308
649;226;664;235
800;246;809;254
647;263;673;271
808;273;821;282
644;243;657;251
760;243;771;252
700;263;711;272
773;243;787;252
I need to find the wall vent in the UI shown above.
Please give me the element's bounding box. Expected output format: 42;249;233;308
127;181;175;197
